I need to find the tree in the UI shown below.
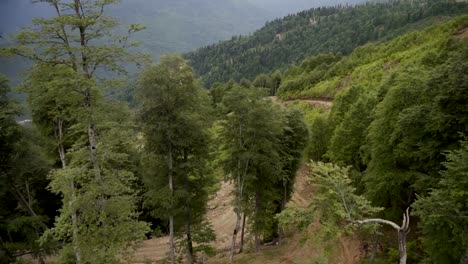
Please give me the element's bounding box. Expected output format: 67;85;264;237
252;73;272;94
0;76;55;263
216;84;295;258
278;162;411;264
138;55;215;264
270;70;282;96
278;107;309;209
413;140;468;263
327;90;376;170
312;162;412;264
3;1;149;262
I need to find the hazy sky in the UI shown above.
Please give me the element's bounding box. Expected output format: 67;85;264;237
0;0;363;35
0;0;53;35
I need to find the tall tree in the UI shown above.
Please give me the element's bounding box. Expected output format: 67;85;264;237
138;55;215;264
413;140;468;263
2;1;149;262
216;85;304;258
0;76;55;263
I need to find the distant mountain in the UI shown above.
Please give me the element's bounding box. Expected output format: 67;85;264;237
0;0;368;55
184;0;468;86
0;0;365;81
247;0;365;17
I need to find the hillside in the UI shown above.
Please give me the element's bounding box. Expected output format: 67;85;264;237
184;0;468;86
201;15;468;262
2;1;467;263
276;15;468;100
292;15;468;262
0;0;364;83
132;163;366;264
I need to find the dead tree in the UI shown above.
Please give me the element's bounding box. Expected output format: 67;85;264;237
357;208;410;264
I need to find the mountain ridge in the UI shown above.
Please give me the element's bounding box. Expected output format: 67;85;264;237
184;0;468;86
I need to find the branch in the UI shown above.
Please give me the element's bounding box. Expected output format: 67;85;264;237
356;218;400;230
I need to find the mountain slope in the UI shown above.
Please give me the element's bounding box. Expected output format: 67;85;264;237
0;0;363;83
184;0;468;86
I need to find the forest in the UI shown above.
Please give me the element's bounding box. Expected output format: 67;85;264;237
184;0;468;86
0;0;467;264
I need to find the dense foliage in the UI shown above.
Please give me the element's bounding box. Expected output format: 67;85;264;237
137;55;216;263
185;0;468;86
273;15;467;262
214;84;308;257
1;0;467;263
413;141;468;263
0;76;57;263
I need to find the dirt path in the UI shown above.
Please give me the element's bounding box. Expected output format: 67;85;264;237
133;157;365;264
270;96;333;109
133;181;237;263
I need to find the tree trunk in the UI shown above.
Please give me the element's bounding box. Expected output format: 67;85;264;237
38;256;45;264
398;229;407;264
230;123;246;262
369;233;379;264
86;106;102;183
56;119;82;263
254;191;261;252
398;208;410;264
184;150;194;264
239;213;246;253
230;178;242;263
356;208;410;264
185;218;194;264
282;180;288;210
167;142;175;264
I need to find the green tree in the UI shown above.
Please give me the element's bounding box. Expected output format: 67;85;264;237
0;76;55;263
270;70;283;96
305;109;331;161
278;162;411;264
413;141;468;264
3;1;149;262
327;90;376;171
252;73;272;94
216;85;306;257
138;55;215;264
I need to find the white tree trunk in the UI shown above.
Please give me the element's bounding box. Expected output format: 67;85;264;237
357;208;410;264
56;119;82;263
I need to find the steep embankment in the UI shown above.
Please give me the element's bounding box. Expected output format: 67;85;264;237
133;181;236;263
205;164;366;264
133;129;371;264
132;174;316;262
277;15;468;100
185;0;468;86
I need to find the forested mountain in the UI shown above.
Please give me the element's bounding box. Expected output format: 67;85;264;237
208;14;468;263
0;0;364;83
286;16;468;263
1;0;467;263
185;0;468;86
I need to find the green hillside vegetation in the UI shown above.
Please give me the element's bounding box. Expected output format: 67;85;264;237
278;14;467;99
1;0;467;263
283;16;468;263
211;15;467;263
185;0;468;86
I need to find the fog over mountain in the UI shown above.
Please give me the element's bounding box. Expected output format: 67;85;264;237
0;0;364;82
0;0;364;54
